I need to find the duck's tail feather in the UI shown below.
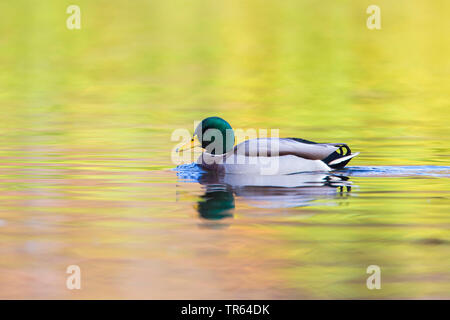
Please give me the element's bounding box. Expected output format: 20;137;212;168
321;144;359;169
327;152;360;169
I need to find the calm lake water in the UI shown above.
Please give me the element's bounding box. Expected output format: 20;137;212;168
0;0;449;299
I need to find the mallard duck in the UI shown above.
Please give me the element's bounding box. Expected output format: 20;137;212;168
177;117;359;175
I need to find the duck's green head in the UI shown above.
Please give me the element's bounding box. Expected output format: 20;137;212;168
178;117;235;155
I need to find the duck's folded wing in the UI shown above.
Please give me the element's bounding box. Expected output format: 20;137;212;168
233;138;358;169
234;138;338;159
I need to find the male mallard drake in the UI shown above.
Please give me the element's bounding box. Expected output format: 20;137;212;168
177;117;359;175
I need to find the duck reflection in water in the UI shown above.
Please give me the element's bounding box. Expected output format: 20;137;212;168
184;170;353;221
197;185;235;220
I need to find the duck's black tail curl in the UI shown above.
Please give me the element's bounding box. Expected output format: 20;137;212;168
321;144;354;169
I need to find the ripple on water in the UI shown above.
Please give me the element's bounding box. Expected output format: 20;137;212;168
175;163;206;182
175;164;450;181
341;166;450;177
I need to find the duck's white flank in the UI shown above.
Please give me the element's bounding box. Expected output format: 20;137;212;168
197;153;331;175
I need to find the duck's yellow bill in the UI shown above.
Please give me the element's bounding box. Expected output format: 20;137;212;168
176;136;202;153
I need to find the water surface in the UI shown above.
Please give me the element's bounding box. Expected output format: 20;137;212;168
0;0;449;299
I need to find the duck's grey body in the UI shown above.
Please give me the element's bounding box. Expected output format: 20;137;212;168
197;138;359;175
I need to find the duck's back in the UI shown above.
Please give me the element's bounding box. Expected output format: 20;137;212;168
197;137;358;174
